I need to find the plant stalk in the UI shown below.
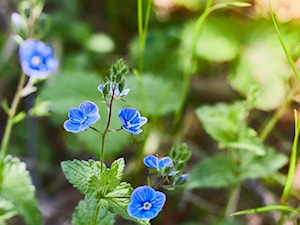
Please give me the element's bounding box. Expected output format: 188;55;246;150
0;72;27;164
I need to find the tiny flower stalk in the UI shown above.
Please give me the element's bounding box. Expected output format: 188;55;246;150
0;71;27;169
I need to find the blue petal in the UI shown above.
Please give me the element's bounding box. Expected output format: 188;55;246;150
150;191;166;215
86;113;100;125
63;120;80;133
158;157;173;169
79;101;99;117
122;126;142;135
120;88;130;96
97;84;104;93
143;155;158;169
68;108;85;123
131;186;155;203
119;108;138;122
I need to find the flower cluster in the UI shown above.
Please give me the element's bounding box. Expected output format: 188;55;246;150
62;60;190;222
126;153;189;220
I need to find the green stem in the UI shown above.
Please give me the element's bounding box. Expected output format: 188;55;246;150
174;0;212;125
100;88;115;172
259;95;292;142
0;72;27;163
137;0;152;73
223;183;240;217
92;201;101;225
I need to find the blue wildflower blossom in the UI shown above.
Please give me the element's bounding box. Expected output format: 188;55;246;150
143;155;174;172
19;39;58;78
118;108;147;134
128;186;166;220
63;101;100;133
98;82;130;98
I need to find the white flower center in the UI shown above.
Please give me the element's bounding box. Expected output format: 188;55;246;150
143;202;152;210
31;55;42;66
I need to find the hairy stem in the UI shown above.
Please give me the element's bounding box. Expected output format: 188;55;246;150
0;72;27;164
100;88;115;172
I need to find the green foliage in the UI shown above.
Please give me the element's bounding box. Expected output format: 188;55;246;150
189;16;240;62
229;24;291;111
72;197;115;225
190;101;288;189
0;155;41;225
187;154;238;189
196;101;267;155
61;158;149;224
126;73;183;116
61;159;105;194
0;199;17;224
186;147;287;189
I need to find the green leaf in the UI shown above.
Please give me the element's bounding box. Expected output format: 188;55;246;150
239;147;287;180
72;197;115;225
194;16;240;62
103;182;150;225
0;155;41;225
88;158;125;196
229;25;291;110
126;73;183;116
0;99;9;115
196;102;247;144
85;33;115;54
186;154;239;189
61;158;126;197
0;198;17;223
186;147;287;189
61;159;105;195
231;205;298;216
12;112;26;124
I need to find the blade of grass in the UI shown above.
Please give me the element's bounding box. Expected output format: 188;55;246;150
270;1;300;81
280;110;300;204
231;205;299;216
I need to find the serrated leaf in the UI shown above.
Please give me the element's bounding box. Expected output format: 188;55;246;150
187;148;287;189
72;197;115;225
61;159;105;194
89;158;126;196
0;198;17;222
186;154;239;189
0;155;41;225
110;158;125;184
239;147;287;180
103;182;150;225
196;102;247;144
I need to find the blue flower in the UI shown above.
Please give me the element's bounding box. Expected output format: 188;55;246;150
143;155;174;172
118;108;147;134
128;186;166;220
63;101;100;133
19;39;58;78
98;82;130;98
